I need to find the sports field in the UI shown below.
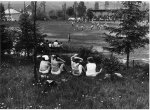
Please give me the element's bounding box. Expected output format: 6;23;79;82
38;21;149;62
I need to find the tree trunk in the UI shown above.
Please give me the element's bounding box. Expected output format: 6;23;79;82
33;1;38;82
126;51;130;69
27;49;30;58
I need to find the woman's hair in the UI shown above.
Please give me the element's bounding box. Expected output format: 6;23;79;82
74;58;80;63
87;57;94;63
53;55;58;60
42;57;45;61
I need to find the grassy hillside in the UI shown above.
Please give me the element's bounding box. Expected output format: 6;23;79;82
0;55;149;109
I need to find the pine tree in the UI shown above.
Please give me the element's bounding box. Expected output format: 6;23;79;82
62;3;66;20
0;3;5;21
73;1;78;18
104;1;149;68
16;13;44;57
77;1;86;18
66;7;74;17
94;2;99;10
0;3;13;55
86;8;94;21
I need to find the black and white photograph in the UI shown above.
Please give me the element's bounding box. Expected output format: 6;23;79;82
0;0;149;109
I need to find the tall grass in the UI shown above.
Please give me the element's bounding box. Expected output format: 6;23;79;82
0;55;149;109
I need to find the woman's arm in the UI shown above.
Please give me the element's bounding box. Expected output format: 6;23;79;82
57;57;65;63
76;57;83;61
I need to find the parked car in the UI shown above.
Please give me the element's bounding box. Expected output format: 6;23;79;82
68;17;76;21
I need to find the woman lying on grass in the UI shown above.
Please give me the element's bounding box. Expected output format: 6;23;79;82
51;55;66;75
86;57;102;77
71;54;85;76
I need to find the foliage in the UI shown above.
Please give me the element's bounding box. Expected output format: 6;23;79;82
56;10;64;19
133;63;149;81
0;3;12;55
40;1;46;14
0;3;5;21
66;7;74;17
101;56;122;74
86;8;94;21
78;46;93;61
15;13;44;57
36;7;47;20
104;1;149;68
49;10;57;20
77;1;86;17
94;2;99;10
62;3;66;20
1;25;13;55
0;56;149;109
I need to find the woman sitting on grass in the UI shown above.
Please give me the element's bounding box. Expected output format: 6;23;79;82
86;57;102;77
39;55;51;78
51;55;66;75
71;54;85;76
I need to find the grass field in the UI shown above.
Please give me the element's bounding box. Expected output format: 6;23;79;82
6;20;149;60
0;55;149;109
38;21;149;61
1;20;149;109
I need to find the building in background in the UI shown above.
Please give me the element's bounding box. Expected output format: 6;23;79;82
5;8;21;21
90;1;149;21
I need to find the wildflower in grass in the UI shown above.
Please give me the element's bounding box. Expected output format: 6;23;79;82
93;96;96;99
39;106;42;108
61;78;67;82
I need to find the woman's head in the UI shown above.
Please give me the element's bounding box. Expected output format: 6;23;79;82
87;57;94;63
73;58;80;63
73;54;78;57
52;55;58;60
42;55;49;61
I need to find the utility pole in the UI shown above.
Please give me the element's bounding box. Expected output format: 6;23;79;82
24;1;26;13
33;1;38;82
62;3;66;20
8;2;11;17
64;3;66;20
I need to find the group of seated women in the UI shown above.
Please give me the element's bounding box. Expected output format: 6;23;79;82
38;54;103;80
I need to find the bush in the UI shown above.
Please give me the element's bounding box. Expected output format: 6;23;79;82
49;16;58;20
137;64;149;81
61;44;79;53
78;46;93;61
101;56;122;74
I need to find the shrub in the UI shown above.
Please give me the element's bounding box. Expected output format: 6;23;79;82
101;56;122;74
78;46;93;61
138;63;149;81
61;44;79;53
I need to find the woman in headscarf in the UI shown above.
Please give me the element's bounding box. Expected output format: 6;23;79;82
71;54;85;76
51;55;66;75
39;55;51;79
